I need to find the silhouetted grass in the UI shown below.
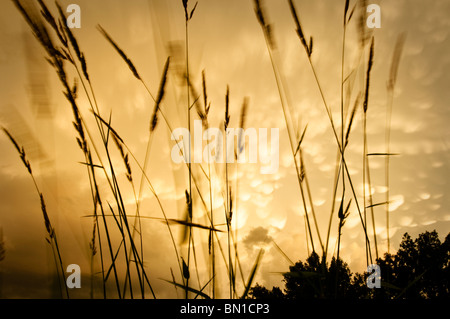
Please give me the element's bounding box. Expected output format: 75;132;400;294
2;127;68;298
5;0;408;300
252;1;406;297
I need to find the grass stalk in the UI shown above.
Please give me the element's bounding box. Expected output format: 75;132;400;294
2;128;69;299
385;33;406;253
287;0;373;264
182;0;198;298
253;0;319;256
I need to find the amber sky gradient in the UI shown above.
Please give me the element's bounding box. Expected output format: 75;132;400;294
0;0;449;298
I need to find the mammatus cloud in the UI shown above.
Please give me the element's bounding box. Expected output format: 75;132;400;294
0;0;449;299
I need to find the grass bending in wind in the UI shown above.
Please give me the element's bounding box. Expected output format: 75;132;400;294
385;33;406;254
12;0;163;298
7;0;267;300
2;128;69;299
98;25;242;299
7;0;406;300
97;0;250;299
251;4;406;299
253;0;322;257
287;0;373;265
252;2;406;292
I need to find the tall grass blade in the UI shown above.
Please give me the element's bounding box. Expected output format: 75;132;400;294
385;33;406;253
241;249;264;299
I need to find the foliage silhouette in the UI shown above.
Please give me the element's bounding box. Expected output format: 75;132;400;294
248;230;449;299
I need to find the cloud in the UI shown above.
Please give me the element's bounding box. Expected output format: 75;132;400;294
1;0;450;298
243;226;273;250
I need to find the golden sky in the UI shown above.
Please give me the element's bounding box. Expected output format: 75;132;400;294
0;0;449;298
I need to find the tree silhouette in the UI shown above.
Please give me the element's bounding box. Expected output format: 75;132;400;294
376;230;450;299
248;230;449;299
249;284;286;299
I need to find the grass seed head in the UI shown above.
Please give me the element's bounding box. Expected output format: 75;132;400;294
182;257;190;280
224;85;230;129
363;37;375;113
288;0;309;53
40;193;53;238
150;57;170;132
98;25;141;80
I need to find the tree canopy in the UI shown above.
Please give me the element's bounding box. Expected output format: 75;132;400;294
248;230;450;299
